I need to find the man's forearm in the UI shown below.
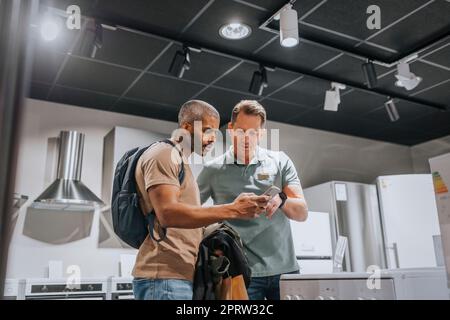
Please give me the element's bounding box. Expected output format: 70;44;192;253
156;203;238;229
282;198;308;222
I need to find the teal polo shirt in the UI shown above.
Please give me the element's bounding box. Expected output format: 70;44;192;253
197;147;301;277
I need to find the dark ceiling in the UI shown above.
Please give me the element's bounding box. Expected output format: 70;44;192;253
29;0;450;145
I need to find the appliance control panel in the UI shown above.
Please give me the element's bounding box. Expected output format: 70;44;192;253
24;278;108;300
115;282;133;291
280;278;396;300
109;277;135;300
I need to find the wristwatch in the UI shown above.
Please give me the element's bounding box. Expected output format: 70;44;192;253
278;191;287;208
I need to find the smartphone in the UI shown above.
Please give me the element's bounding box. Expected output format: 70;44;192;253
262;186;281;200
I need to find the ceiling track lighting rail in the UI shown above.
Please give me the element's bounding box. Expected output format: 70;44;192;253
259;1;449;66
53;9;448;112
259;1;449;93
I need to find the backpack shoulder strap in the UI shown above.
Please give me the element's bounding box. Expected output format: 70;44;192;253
122;146;151;192
160;139;185;184
147;139;185;243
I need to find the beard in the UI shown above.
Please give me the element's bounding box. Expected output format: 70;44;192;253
191;133;210;156
202;143;214;155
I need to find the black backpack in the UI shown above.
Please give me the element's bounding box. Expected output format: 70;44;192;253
111;139;185;249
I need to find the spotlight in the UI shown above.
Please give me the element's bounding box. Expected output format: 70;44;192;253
395;62;422;91
324;82;346;112
90;22;103;58
168;46;191;78
249;65;268;96
280;5;299;47
40;15;62;42
362;61;378;89
79;20;104;58
385;98;400;122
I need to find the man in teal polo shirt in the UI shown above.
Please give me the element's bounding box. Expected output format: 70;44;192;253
197;100;308;300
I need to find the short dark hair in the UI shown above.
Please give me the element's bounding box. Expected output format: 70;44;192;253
231;100;266;127
178;100;220;126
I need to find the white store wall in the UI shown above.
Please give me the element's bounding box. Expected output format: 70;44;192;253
7;99;177;279
6;98;446;279
264;121;414;188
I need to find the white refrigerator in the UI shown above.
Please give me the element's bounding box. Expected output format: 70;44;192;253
376;174;441;269
303;175;442;272
304;181;386;272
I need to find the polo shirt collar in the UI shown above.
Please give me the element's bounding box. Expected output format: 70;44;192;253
225;146;268;165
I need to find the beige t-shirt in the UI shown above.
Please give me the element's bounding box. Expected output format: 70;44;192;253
132;141;202;282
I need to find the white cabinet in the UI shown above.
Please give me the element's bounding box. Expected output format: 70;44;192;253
290;211;333;274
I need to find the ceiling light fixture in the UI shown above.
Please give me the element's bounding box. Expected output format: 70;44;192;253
219;22;252;40
90;22;103;58
395;62;422;91
280;4;299;47
362;60;378;89
249;65;268;96
324;82;346;112
40;14;62;42
79;19;104;58
385;98;400;122
168;46;191;78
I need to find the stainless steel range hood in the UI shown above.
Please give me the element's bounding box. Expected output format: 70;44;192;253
32;131;104;211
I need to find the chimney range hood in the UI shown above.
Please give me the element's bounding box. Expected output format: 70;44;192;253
32;131;104;211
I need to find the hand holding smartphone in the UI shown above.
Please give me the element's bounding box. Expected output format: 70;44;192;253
262;186;281;200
